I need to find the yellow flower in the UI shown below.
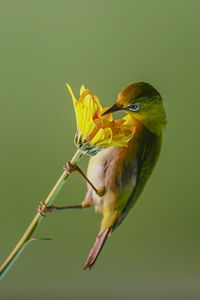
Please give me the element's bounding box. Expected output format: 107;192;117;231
66;83;135;155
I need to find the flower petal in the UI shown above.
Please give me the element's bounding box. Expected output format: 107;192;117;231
94;127;113;147
91;128;105;145
80;84;86;95
76;100;96;138
66;83;77;105
93;95;103;115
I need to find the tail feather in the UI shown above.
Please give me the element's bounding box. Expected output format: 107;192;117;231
83;228;110;270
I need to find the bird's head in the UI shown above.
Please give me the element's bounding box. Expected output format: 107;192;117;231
103;82;167;136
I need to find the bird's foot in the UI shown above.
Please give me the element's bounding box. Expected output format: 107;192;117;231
63;160;78;174
37;201;47;216
97;186;106;197
37;202;57;216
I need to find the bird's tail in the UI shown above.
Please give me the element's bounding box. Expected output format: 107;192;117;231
83;227;111;270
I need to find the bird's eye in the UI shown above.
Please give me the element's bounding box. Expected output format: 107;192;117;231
128;103;140;112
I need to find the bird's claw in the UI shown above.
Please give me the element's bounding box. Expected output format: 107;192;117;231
37;202;57;215
97;186;106;197
63;161;77;174
37;201;47;216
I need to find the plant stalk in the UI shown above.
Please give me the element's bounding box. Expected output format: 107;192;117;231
0;149;82;280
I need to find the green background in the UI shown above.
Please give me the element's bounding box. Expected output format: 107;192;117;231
0;0;199;299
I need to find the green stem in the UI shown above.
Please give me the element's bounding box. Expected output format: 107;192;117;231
0;149;82;280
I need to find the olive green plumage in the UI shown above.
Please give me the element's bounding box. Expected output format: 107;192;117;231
83;82;166;269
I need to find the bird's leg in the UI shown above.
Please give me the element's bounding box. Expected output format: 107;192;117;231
37;200;91;216
64;161;106;197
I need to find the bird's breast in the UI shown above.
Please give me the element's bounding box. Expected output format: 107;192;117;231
86;139;139;214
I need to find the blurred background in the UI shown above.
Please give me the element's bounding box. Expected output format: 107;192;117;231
0;0;199;299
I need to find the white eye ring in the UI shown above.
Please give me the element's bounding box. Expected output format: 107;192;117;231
128;103;140;112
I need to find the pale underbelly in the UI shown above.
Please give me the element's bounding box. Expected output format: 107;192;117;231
86;146;137;214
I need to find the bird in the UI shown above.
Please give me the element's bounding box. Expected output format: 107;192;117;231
82;81;167;269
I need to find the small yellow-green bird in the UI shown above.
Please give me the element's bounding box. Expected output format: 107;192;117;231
82;81;166;269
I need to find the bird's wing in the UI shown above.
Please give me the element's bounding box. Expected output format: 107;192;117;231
114;132;162;228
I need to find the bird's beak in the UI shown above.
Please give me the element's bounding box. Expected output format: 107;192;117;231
102;104;122;116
